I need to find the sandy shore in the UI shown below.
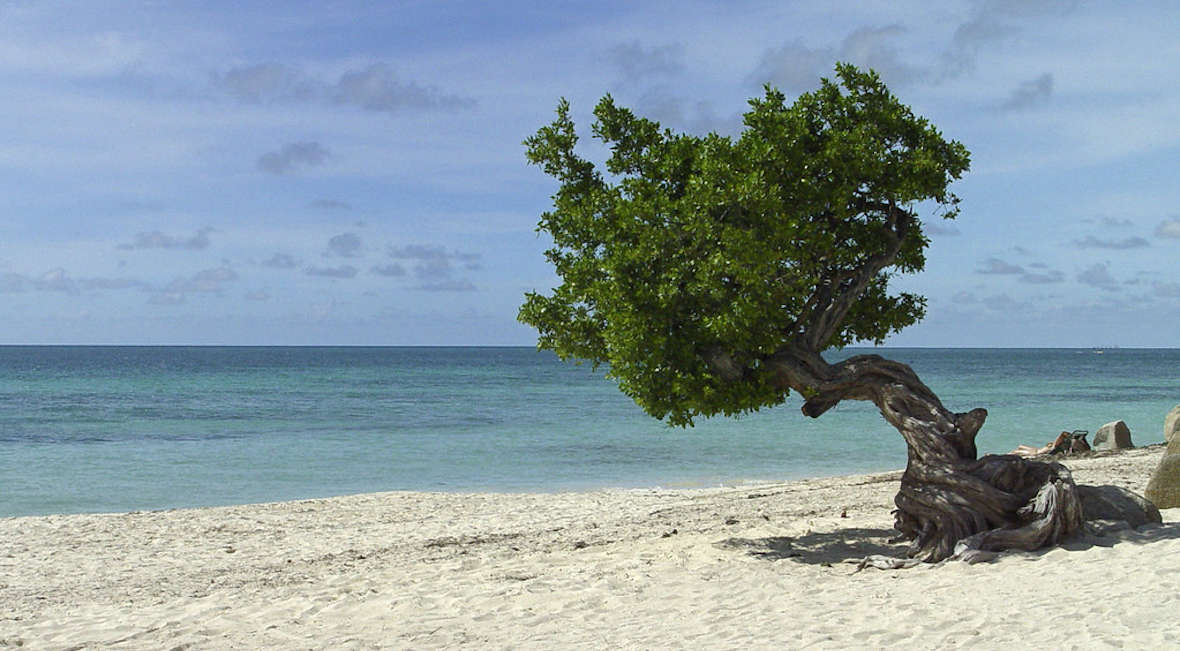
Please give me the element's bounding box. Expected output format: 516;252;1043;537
3;445;1178;649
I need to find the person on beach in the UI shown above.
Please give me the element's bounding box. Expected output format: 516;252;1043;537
1010;431;1090;457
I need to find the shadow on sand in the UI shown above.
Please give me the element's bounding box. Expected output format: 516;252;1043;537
716;520;1180;566
715;527;907;565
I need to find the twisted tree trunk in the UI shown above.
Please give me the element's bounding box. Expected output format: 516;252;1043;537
761;349;1084;562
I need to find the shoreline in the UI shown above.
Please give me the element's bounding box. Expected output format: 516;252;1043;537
6;444;1165;521
3;445;1175;648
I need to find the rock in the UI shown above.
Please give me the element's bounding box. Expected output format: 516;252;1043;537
1165;405;1180;445
1092;420;1133;451
1147;454;1180;509
1077;484;1161;526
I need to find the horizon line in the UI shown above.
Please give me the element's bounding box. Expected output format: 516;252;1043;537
0;343;1171;350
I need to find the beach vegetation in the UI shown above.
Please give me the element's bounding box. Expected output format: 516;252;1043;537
521;64;1101;563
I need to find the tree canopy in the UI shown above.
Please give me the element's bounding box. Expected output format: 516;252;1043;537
520;63;970;427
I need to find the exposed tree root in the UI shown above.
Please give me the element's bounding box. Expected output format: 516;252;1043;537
754;350;1087;563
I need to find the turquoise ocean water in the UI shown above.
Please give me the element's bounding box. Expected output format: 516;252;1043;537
1;346;1176;517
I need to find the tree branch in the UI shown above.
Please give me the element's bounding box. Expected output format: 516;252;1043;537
801;202;912;349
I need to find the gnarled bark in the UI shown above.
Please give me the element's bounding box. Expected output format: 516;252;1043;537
743;348;1085;562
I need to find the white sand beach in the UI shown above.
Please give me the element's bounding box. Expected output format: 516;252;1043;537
3;445;1177;649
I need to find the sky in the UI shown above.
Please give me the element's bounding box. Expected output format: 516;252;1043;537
1;0;1177;347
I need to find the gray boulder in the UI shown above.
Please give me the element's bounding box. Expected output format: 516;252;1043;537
1092;420;1133;451
1165;405;1180;444
1077;484;1161;526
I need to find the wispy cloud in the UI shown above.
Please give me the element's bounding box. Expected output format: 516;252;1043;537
1077;263;1119;290
0;273;28;293
1097;217;1134;228
80;277;146;290
982;293;1028;312
940;1;1077;79
118;227;212;251
219;62;475;114
388;244;480;291
305;265;358;279
219;63;316;103
750;25;919;91
1154;282;1180;298
0;269;147;294
608;41;685;83
325;232;362;258
977;256;1065;284
149;267;239;304
417;279;476;292
1073;235;1149;249
976;257;1024;275
1020;269;1064;284
148;292;184;305
262;253;299;269
165;267;238;294
370;263;406;277
925;221;961;236
333;63;475;113
309;198;352;211
1155;218;1180;239
1000;73;1053;111
257;142;329;175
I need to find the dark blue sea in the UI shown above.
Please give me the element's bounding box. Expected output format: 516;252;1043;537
1;346;1176;517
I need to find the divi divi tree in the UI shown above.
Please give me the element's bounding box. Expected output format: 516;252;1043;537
520;64;1082;562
